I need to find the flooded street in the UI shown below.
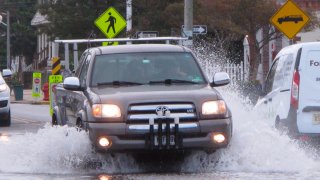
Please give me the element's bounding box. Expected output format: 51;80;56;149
1;87;320;179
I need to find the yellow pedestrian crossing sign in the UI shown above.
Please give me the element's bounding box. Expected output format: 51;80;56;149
270;0;310;39
95;7;127;38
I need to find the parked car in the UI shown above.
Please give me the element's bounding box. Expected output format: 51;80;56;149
255;42;320;139
53;44;233;153
0;69;13;127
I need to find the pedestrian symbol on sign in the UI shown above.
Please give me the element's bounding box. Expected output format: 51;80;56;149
32;72;42;98
106;12;116;34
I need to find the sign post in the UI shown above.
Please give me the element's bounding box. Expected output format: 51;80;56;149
52;57;61;75
32;72;41;100
270;0;310;39
49;75;63;116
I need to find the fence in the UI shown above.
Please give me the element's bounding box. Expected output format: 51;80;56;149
202;60;248;85
224;61;247;85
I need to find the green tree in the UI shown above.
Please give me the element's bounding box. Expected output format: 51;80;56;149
196;0;319;80
39;0;127;39
0;0;37;66
38;0;319;81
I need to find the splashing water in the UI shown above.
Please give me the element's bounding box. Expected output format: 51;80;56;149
181;87;319;174
182;43;320;174
0;124;140;174
0;43;319;176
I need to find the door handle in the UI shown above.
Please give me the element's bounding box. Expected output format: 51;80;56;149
264;98;272;104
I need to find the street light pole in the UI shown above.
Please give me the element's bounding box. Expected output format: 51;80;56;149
0;11;10;69
6;11;10;69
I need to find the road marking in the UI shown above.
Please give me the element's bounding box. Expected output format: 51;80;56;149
12;116;40;124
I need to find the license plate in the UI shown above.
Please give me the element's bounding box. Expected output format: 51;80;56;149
154;135;175;146
313;113;320;125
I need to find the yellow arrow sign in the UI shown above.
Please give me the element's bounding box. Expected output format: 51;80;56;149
95;7;127;38
270;0;310;39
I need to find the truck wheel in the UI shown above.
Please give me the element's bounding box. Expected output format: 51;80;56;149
0;111;11;127
52;114;58;126
76;119;84;131
275;118;280;130
275;117;287;133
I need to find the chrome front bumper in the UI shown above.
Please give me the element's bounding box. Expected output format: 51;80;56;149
87;117;232;152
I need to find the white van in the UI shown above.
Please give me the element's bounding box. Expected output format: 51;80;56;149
255;42;320;139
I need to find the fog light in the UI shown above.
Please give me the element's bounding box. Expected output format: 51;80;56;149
0;134;9;142
212;133;226;144
98;137;111;148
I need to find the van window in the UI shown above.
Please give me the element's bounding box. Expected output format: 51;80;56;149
281;54;295;89
271;54;294;91
264;58;279;94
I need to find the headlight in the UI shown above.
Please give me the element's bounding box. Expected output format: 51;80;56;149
202;100;227;115
92;104;121;118
0;84;7;92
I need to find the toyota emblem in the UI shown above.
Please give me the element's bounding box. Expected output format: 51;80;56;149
155;106;170;117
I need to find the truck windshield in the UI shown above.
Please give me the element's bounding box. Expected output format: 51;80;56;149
91;52;206;86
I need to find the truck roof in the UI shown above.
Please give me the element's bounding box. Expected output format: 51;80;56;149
90;44;191;55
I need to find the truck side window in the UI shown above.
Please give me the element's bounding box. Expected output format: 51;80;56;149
79;54;91;88
264;58;279;94
75;52;88;77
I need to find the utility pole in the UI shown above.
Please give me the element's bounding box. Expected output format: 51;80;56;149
6;11;10;69
0;11;10;69
183;0;193;47
126;0;132;44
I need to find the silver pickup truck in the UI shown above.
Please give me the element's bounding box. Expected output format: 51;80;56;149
52;44;233;152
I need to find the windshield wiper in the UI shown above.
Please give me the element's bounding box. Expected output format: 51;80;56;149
97;81;143;86
149;79;200;85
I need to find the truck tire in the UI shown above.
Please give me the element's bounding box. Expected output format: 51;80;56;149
52;114;58;126
0;111;11;127
76;118;84;131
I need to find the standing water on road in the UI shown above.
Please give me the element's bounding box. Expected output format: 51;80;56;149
0;43;319;178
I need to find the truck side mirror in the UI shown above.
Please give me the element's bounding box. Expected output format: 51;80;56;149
63;77;81;91
210;72;230;87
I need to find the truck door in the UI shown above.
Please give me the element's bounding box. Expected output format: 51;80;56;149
297;48;320;133
65;52;88;126
69;54;91;126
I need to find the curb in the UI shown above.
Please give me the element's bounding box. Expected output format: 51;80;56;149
11;100;50;105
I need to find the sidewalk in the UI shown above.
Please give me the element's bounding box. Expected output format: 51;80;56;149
10;89;50;105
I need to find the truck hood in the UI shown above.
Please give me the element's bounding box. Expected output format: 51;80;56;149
90;84;221;105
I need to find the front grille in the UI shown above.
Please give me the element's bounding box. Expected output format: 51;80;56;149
0;100;8;108
127;103;197;123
